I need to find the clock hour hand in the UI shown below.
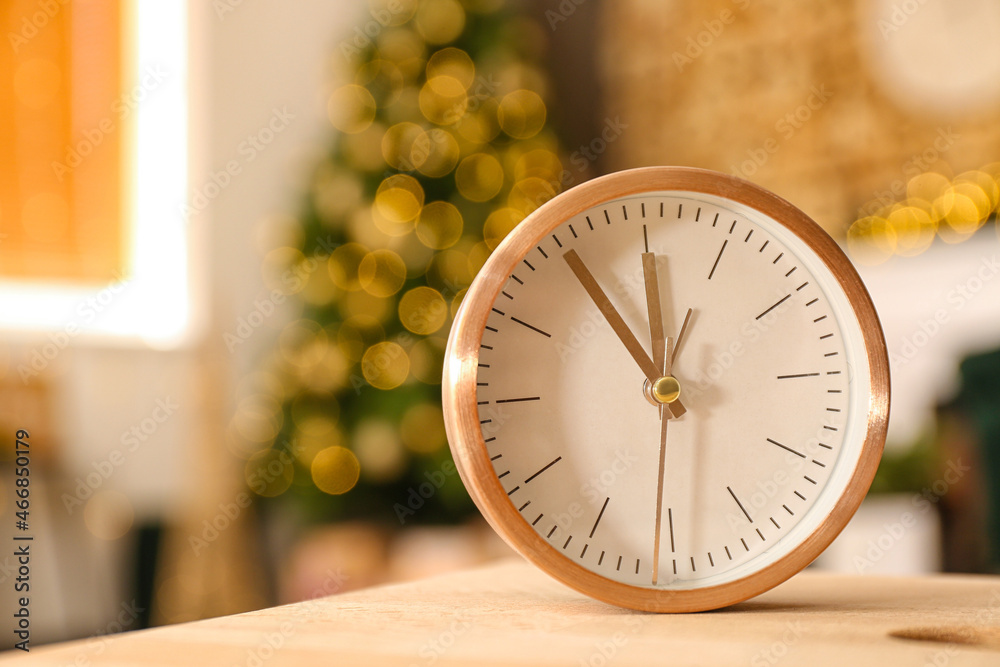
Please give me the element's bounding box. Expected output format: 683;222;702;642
563;249;661;383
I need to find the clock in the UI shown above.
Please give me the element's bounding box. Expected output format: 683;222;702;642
442;167;889;612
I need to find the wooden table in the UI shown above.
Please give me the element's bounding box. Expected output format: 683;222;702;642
11;560;1000;665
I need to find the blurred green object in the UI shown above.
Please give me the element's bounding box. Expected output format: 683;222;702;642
868;434;937;495
254;0;566;528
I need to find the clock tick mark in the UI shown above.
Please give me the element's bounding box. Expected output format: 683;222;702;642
804;476;817;485
491;308;505;316
535;246;548;260
622;205;628;220
495;396;540;404
760;240;769;253
485;326;498;333
794;491;806;500
507;486;519;496
785;266;797;277
523;259;535;271
812;460;826;468
695;207;701;221
820;333;834;340
490;454;502;461
756;529;766;541
501;291;514;300
796;282;809;291
659;202;664;217
668;508;675;552
497;470;509;478
770;517;781;529
510;317;551;338
604;209;611;225
480;344;493;350
813;315;827;322
635;559;640;575
741;538;749;551
643;224;649;253
590;497;610;538
806;298;819;306
552;234;563;248
728;486;754;523
673;560;677;575
826;407;840;412
617;556;622;571
569;224;578;238
783;504;794;515
756;294;791;320
729;220;737;234
678;204;683;219
580;544;588;558
598;551;605;565
586;216;594;230
691;557;696;572
777;372;819;379
533;514;543;526
818;442;832;449
708;240;728;280
708;552;715;567
525;456;563;484
772;252;784;264
510;274;523;285
712;212;719;227
725;546;732;560
827;370;841;375
767;437;806;458
518;501;530;512
547;525;557;538
824;352;838;357
480;419;492;425
563;535;572;549
745;229;753;242
641;202;646;217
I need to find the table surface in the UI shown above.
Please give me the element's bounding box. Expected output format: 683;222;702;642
11;559;1000;666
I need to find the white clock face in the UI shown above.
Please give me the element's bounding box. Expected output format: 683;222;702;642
473;191;873;591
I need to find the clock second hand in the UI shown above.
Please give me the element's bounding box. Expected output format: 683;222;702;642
652;335;673;585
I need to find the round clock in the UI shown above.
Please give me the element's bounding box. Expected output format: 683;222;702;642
442;167;889;612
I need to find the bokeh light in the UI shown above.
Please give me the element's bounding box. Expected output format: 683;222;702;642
311;446;362;495
398;286;448;335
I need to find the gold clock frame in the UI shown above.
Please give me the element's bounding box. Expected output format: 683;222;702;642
442;167;890;612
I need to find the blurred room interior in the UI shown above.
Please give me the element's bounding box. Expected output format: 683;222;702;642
2;0;1000;648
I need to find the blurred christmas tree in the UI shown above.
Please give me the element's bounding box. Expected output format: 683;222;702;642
244;0;566;527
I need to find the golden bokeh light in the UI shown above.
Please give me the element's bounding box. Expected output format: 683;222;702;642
376;28;426;79
483;207;524;249
419;75;468;125
515;148;563;183
328;242;370;291
354;420;407;482
356;58;405;107
455;153;504;202
279;319;327;367
245;449;295;497
415;200;464;249
362;341;410;389
84;491;134;541
416;128;461;177
340;288;393;323
409;336;447;384
232;393;284;445
508;176;557;216
398;286;448;335
327;84;377;134
497;89;546;140
414;0;466;44
343;120;388;171
382;121;429;171
338;315;386;361
847;216;897;265
400;403;447;454
455;99;501;144
887;206;936;257
426;47;475;89
374;173;425;226
425;248;472;291
311;446;361;495
358;248;408;297
466;240;492;276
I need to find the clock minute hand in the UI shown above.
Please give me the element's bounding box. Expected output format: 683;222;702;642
641;253;685;418
563;249;661;383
